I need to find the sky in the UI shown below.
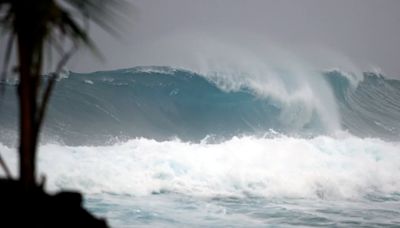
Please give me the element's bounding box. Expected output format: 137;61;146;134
3;0;400;78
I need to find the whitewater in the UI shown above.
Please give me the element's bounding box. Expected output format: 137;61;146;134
1;66;400;227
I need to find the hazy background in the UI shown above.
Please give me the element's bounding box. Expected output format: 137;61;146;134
3;0;400;78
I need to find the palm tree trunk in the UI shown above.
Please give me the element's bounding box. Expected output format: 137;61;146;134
17;35;39;190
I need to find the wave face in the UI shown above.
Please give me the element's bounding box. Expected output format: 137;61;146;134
0;66;399;145
326;71;400;140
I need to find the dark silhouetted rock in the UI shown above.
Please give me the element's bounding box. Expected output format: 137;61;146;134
0;179;108;227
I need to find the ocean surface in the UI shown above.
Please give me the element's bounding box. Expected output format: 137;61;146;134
1;66;400;227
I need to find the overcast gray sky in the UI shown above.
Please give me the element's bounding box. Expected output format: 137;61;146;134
8;0;400;77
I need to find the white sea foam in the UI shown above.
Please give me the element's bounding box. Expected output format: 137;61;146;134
1;136;399;200
125;66;177;75
84;79;94;85
57;69;70;80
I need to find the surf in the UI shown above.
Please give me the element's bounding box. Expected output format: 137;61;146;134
1;135;399;200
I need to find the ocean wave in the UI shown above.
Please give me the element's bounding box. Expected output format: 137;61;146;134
1;135;399;199
0;66;399;145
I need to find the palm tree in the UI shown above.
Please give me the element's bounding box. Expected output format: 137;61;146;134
0;0;124;190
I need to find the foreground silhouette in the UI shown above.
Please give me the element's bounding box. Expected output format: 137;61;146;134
0;0;123;189
0;179;107;227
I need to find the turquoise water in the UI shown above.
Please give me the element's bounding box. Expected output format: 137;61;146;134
85;193;400;227
1;67;400;145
